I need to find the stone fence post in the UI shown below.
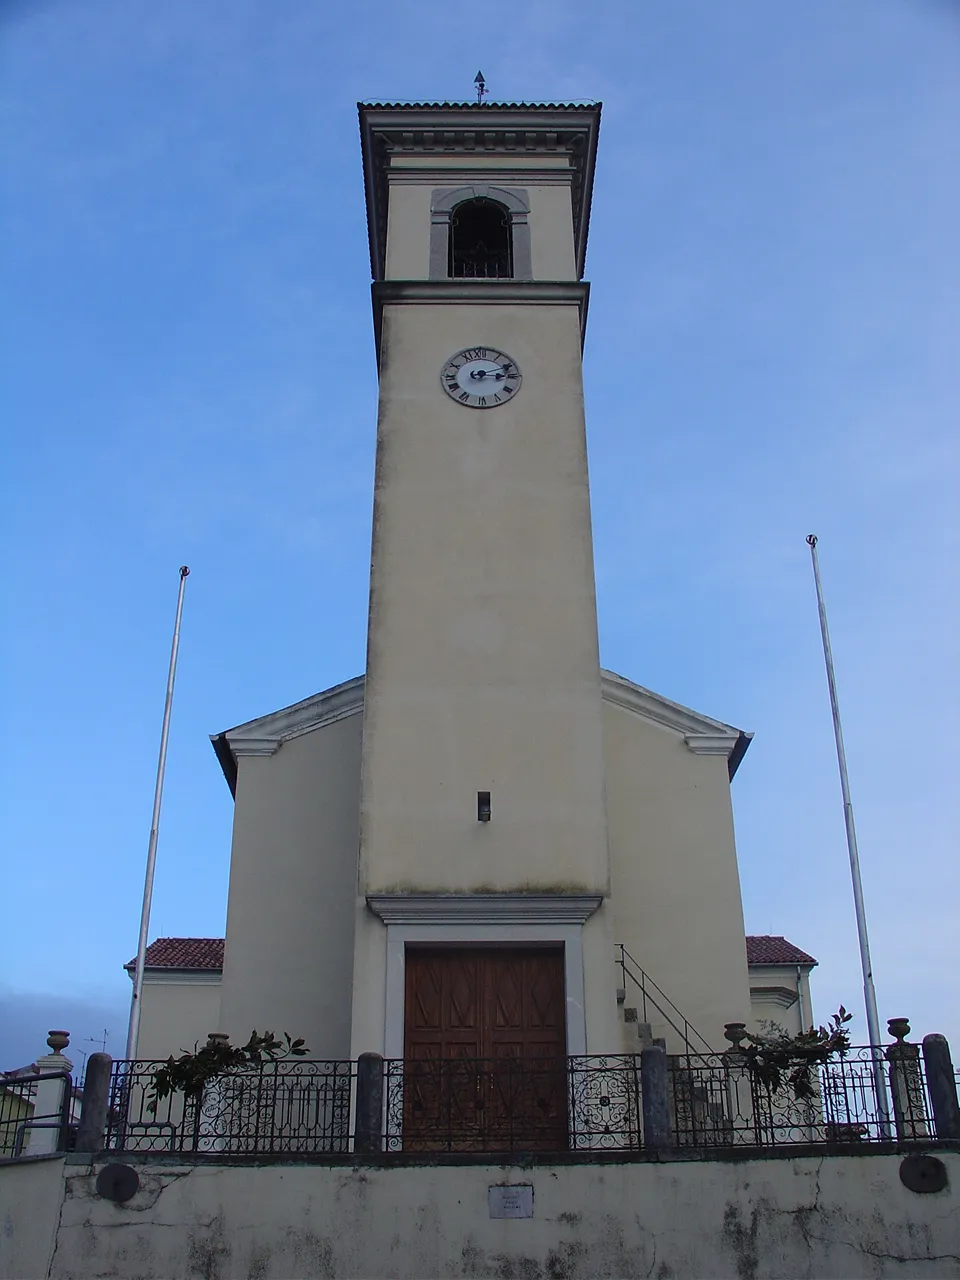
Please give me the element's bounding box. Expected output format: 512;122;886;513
886;1019;928;1141
76;1053;113;1153
640;1044;671;1149
921;1033;960;1141
354;1053;384;1155
28;1031;74;1155
722;1022;757;1144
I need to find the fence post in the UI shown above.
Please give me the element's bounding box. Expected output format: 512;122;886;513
354;1053;384;1155
75;1053;113;1154
28;1031;74;1155
640;1045;671;1150
921;1034;960;1141
886;1019;929;1140
723;1022;758;1144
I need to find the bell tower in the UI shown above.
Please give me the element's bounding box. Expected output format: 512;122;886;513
351;101;619;1058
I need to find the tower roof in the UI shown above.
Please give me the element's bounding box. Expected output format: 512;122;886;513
358;101;602;281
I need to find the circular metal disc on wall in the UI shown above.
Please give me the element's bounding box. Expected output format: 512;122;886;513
96;1163;140;1203
899;1154;947;1194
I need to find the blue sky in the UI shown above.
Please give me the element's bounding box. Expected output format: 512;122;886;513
1;0;957;1072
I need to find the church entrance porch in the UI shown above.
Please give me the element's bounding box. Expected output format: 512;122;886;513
400;946;568;1151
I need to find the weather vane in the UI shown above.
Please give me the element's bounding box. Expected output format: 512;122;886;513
474;71;487;105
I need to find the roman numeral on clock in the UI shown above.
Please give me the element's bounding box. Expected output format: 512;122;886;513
442;348;521;407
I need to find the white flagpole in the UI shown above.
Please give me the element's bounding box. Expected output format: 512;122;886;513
125;566;190;1061
805;535;890;1133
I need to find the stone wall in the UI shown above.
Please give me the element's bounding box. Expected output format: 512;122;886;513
0;1155;64;1280
3;1149;957;1279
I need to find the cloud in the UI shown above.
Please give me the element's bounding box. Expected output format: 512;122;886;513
0;988;128;1075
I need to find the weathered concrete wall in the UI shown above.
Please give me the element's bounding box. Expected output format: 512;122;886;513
360;301;608;899
32;1150;960;1280
0;1156;64;1280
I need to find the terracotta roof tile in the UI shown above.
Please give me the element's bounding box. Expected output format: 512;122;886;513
746;935;817;967
129;934;816;973
126;938;225;971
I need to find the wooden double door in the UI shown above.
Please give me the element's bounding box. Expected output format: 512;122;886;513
402;947;568;1151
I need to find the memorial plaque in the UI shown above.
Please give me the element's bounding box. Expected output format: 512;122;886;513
488;1184;534;1219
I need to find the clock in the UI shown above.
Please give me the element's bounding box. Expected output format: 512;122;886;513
440;347;522;409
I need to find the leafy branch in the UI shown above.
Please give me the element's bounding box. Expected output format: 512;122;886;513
741;1006;852;1100
147;1030;308;1114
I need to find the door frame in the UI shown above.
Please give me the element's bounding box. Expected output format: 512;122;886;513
366;894;602;1061
387;925;586;1059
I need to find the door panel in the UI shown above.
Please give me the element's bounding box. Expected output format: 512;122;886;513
403;947;567;1151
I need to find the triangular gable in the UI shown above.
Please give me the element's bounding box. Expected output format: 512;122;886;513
211;669;750;796
599;669;752;780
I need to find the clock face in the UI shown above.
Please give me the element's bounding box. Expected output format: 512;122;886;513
440;347;522;409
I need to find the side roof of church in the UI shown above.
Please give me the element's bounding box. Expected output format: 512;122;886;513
210;670;752;798
130;933;814;974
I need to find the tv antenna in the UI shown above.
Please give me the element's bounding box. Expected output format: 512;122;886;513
474;71;487;105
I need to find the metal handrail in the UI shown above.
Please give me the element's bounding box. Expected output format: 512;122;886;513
616;944;716;1055
0;1069;75;1158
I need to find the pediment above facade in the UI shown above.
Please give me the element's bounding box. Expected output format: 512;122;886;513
599;669;752;779
211;668;750;795
211;675;365;795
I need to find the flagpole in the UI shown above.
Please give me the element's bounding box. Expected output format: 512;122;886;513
125;566;190;1061
805;535;890;1133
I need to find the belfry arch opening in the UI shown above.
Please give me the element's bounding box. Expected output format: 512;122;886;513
448;198;513;279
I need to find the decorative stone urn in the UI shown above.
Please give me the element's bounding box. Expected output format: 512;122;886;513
723;1022;748;1050
46;1030;70;1055
888;1018;911;1044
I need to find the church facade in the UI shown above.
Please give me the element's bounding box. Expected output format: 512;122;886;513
133;101;812;1069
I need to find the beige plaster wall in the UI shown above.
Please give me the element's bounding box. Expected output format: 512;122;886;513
526;184;577;280
384;183;428;279
0;1155;64;1280
348;899;388;1059
48;1151;960;1279
383;173;577;280
360;301;607;898
218;713;361;1059
749;965;815;1037
135;978;222;1061
603;700;752;1052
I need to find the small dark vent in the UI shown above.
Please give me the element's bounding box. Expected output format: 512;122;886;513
477;791;492;822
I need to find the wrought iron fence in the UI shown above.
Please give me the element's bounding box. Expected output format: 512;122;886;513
668;1045;932;1148
93;1045;948;1158
0;1071;74;1158
104;1059;354;1155
384;1055;642;1154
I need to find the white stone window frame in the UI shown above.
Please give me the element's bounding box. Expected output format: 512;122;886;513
366;894;602;1060
429;186;533;282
